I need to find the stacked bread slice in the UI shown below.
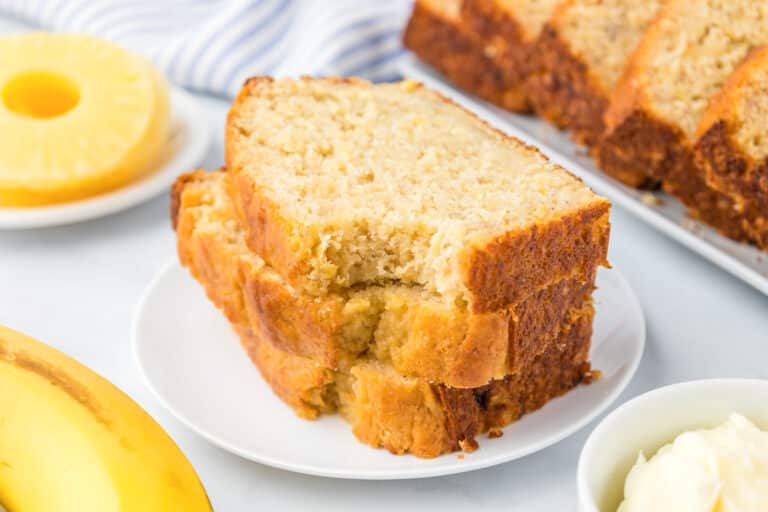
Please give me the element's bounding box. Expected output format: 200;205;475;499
405;0;768;251
174;77;610;457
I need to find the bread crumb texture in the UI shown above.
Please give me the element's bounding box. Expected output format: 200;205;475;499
642;0;768;138
555;0;665;93
495;0;562;41
227;77;608;303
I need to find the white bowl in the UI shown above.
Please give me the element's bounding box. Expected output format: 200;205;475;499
577;379;768;512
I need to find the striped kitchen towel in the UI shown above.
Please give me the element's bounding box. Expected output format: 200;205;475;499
0;0;413;97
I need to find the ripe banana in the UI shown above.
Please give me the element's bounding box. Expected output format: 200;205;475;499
0;325;211;511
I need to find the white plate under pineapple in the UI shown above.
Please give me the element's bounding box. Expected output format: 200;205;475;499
0;86;210;229
400;56;768;296
133;261;645;480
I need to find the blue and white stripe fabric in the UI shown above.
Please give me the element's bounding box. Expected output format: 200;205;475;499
0;0;413;97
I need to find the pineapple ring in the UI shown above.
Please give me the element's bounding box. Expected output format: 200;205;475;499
0;33;170;206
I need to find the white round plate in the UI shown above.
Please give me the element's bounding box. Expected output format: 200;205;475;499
133;261;645;480
0;87;210;229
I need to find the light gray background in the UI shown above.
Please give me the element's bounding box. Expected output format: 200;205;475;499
1;17;767;512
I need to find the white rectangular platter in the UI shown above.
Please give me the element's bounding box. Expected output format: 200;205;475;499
400;56;768;296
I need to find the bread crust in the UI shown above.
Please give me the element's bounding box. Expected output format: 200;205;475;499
695;121;768;249
599;98;754;241
403;0;530;112
693;47;768;249
525;23;609;147
458;0;537;112
600;109;755;240
237;325;337;420
462;204;608;311
237;309;593;458
174;170;597;387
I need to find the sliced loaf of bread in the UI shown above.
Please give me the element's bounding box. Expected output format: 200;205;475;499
596;0;767;239
695;46;768;250
225;77;610;311
526;0;665;148
403;0;529;111
173;170;595;388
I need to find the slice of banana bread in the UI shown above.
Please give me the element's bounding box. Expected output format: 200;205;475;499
695;46;768;251
596;0;767;239
403;0;530;111
173;169;596;387
240;312;592;458
225;77;610;312
459;0;562;110
526;0;665;147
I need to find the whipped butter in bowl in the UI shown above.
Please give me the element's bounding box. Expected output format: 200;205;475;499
618;414;768;511
578;380;768;512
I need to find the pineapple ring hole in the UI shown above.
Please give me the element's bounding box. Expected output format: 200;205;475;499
3;71;81;119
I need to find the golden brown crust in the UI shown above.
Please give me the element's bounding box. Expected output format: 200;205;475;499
346;362;458;457
507;273;594;375
695;121;768;250
225;168;308;291
458;0;535;111
694;47;766;143
403;0;530;112
174;170;598;387
595;110;665;189
594;23;665;189
238;261;347;368
525;24;609;147
598;107;753;241
383;305;511;388
462;205;609;312
175;170;350;367
236;325;336;420
170;170;204;231
477;311;592;431
693;47;768;250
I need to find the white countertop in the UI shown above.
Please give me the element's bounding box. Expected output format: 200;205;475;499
2;22;768;512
